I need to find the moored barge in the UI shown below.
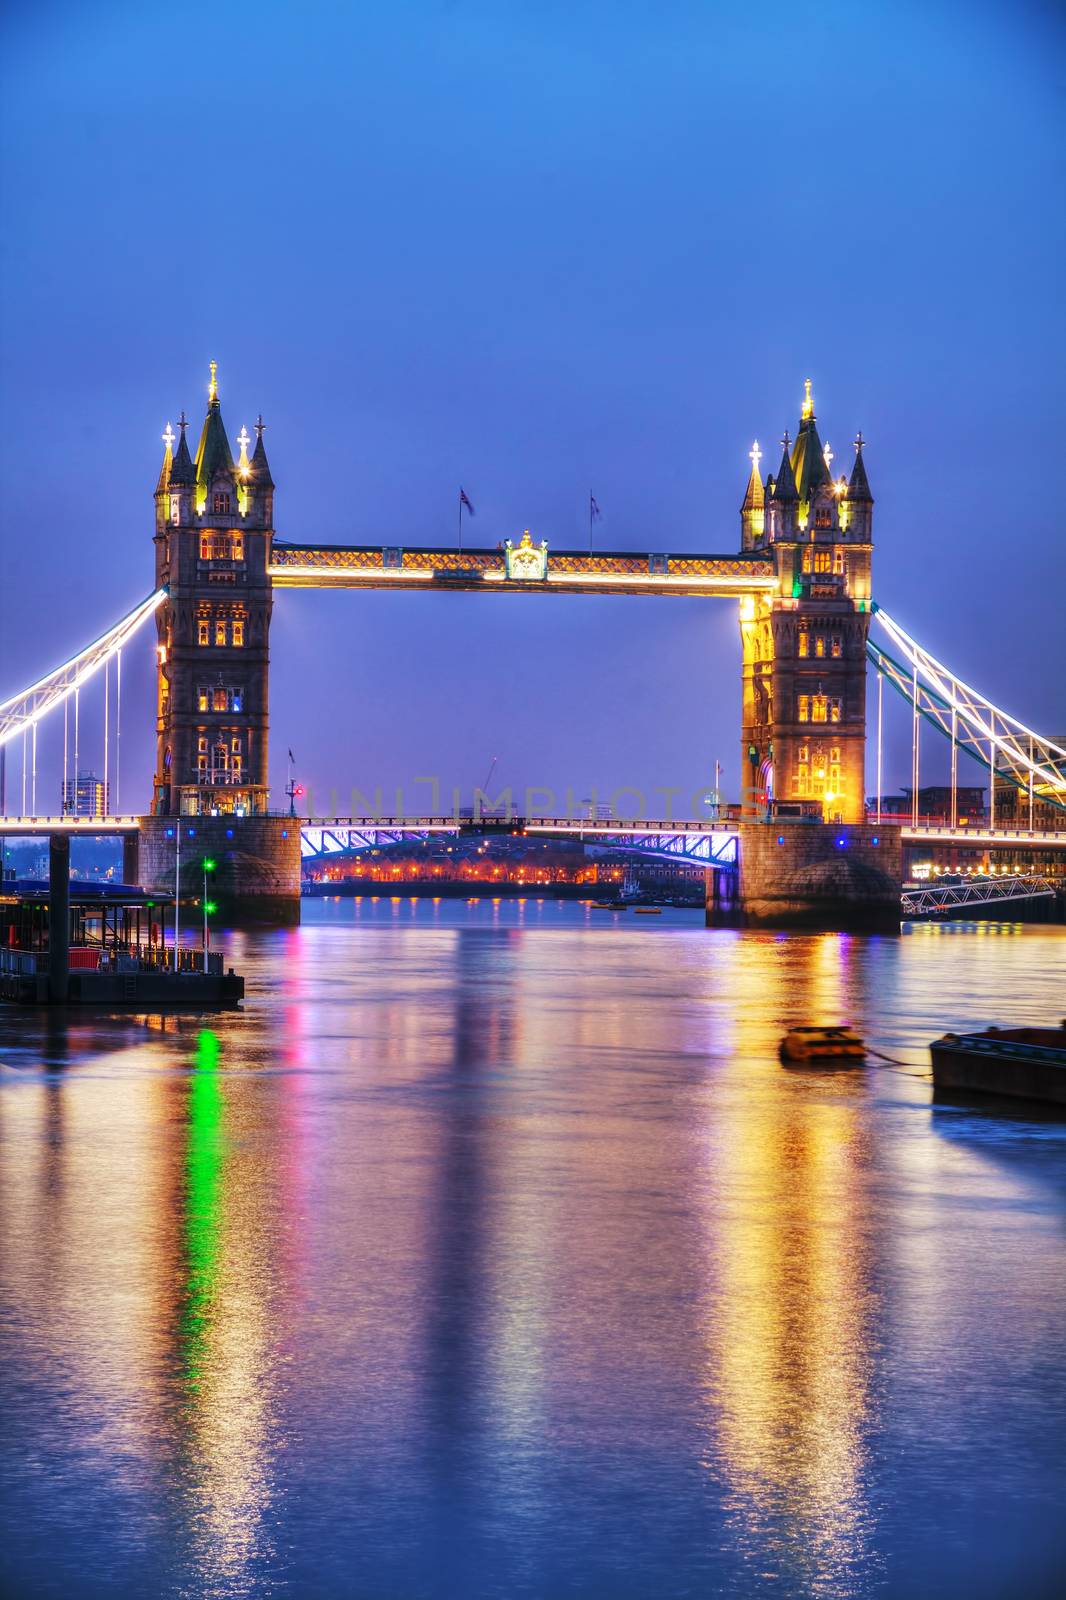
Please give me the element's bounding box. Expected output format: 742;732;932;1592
0;880;244;1007
930;1024;1066;1106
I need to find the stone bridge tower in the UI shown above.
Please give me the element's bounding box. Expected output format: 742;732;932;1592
152;363;275;818
739;380;873;826
138;365;299;923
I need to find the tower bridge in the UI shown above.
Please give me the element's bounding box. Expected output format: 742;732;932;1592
1;365;1063;928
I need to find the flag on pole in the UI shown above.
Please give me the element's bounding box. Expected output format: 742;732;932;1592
590;494;602;522
288;748;295;763
459;488;475;516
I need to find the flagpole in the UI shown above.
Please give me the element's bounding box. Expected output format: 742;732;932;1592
589;491;593;553
458;489;463;552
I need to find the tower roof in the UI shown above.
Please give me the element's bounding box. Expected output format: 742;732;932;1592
155;422;174;494
194;361;236;495
740;441;765;512
790;379;832;501
770;438;798;502
168;413;195;486
846;433;873;503
249;415;274;490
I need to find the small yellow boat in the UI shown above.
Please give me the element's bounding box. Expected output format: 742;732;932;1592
779;1026;865;1066
634;906;662;915
591;901;624;910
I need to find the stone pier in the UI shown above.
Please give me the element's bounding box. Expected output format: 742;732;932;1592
716;821;903;932
133;815;302;925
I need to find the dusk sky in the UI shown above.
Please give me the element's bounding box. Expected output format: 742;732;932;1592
1;0;1063;814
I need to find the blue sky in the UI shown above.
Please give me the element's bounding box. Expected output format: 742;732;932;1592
1;0;1063;811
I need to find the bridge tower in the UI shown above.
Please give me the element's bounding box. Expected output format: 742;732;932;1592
151;364;275;818
739;381;873;826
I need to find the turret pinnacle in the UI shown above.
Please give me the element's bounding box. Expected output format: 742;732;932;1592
741;440;765;512
790;378;832;501
168;412;195;486
249;413;275;489
156;422;174;493
194;360;236;500
771;434;798;502
846;432;873;503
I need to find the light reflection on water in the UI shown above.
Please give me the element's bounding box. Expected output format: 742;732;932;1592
1;903;1065;1599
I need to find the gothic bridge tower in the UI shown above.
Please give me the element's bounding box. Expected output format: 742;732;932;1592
152;362;275;818
140;364;299;923
739;380;873;826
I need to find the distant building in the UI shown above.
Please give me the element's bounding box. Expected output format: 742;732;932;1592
62;771;110;818
993;742;1066;830
872;786;985;823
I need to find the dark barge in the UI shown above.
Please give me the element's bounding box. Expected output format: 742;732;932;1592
0;879;243;1008
930;1024;1066;1107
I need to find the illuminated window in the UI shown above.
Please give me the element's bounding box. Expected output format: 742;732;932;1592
212;688;227;711
829;698;842;723
798;744;809;762
197;690;209;711
830;746;840;762
815;507;832;528
834;547;845;574
815;635;826;658
797;695;810;722
213;492;231;515
813;549;832;574
197;736;208;753
197;620;209;646
802;550;811;574
798;631;809;658
831;635;842;658
830;764;841;787
170;495;180;525
232;619;244;646
200;531;244;561
215;620;227;646
231;691;242;712
812;695;828;723
197;755;207;775
232;754;242;774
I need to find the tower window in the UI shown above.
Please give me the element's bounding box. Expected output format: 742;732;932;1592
198;620;210;646
213;492;231;515
232;619;244;646
214;620;227;647
815;507;832;528
798;631;809;658
831;635;842;658
170;495;181;525
798;695;810;723
829;698;842;723
815;635;826;658
811;695;828;723
834;548;845;574
813;550;832;575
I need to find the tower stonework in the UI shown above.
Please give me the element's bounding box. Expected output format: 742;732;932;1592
152;366;274;818
729;382;900;930
136;366;300;923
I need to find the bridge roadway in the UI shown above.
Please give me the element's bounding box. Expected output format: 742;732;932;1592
269;543;778;598
4;815;1065;855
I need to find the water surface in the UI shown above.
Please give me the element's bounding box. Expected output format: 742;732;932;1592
2;902;1065;1599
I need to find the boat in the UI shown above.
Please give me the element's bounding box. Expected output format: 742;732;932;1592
590;901;625;911
634;906;662;915
930;1024;1066;1106
780;1025;866;1065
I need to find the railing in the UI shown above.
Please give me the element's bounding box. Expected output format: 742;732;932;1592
901;874;1058;917
0;944;222;977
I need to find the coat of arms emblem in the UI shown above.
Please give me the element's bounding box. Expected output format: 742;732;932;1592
504;530;549;581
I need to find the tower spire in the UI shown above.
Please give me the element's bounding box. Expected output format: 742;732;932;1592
846;431;873;503
801;377;814;423
208;359;218;405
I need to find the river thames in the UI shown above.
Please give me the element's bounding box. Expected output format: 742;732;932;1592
2;902;1064;1599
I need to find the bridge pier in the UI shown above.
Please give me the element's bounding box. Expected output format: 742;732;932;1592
718;821;903;932
137;815;302;926
48;834;70;1003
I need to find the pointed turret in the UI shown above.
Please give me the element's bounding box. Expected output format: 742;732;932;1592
156;423;174;494
249;414;275;490
168;413;195;486
739;440;766;549
789;378;832;502
771;437;798;502
846;432;873;503
194;360;237;510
